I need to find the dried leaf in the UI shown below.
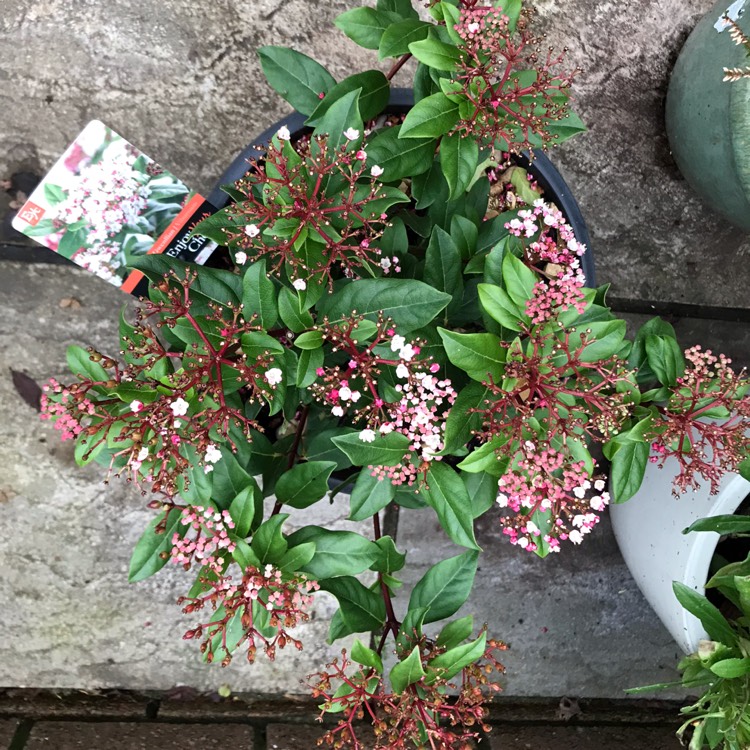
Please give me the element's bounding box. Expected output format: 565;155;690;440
10;368;42;411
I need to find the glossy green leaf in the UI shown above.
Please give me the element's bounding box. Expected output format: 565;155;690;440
477;282;526;331
673;582;738;646
390;646;426;693
242;260;278;329
422;462;480;549
307;70;390;125
332;431;410;467
428;631;486;682
66;345;109;382
400;92;460;139
409;32;461;71
278;287;314;333
409;550;479;624
351;638;384;672
258;46;336;116
365;125;436;181
437;328;506;382
321;576;386;631
645;334;685;387
436;615;474;650
250;514;289;564
287;526;380;578
334;7;401;50
275;461;337;509
349;468;397;521
229;485;255;538
424;227;463;319
379;19;432;59
440;133;479;199
128;508;185;583
442;382;492;454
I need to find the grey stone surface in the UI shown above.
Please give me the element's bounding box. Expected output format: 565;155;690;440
24;721;254;749
0;720;18;748
1;0;748;306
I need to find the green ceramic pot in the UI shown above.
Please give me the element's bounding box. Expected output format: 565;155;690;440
666;0;750;230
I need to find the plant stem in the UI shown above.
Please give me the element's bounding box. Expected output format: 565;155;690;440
386;53;412;82
373;512;401;651
271;404;310;515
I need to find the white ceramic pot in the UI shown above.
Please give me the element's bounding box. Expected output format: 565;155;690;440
610;458;750;654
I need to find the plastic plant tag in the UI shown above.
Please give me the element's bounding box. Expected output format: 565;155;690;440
12;120;218;295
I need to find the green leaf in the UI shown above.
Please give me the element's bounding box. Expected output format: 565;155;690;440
709;657;750;678
463;471;498;519
334;7;401;50
371;536;406;574
242;260;278;329
645;334;685;387
379;19;432;59
439;133;479;199
428;632;486;682
287;527;380;578
44;183;66;205
332;431;410;467
278;541;317;573
229;485;255;538
610;440;649;504
128;509;185;583
409;32;461;71
502;253;537;308
349;469;397;521
378;0;418;18
477;283;527;331
319;279;451;332
437;328;506;382
442;382;491;454
250;514;289;565
278;287;314;333
307;70;390;126
66;345;109;382
400;92;461;138
422;462;480;549
390;646;426;693
313;89;363;153
673;582;738;646
409;550;479;624
684;515;750;536
351;638;384;672
232;538;261;570
258;46;336;116
275;461;337;510
424;227;463;319
547;110;587;145
436;615;474;650
450;215;479;259
321;576;386;631
294;330;323;350
456;435;510;475
297;347;324;388
365;125;436;182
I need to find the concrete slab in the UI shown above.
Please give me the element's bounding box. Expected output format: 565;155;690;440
0;0;747;308
487;724;680;749
0;720;19;748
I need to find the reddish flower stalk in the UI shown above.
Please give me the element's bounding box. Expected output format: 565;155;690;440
309;636;507;750
211;136;399;286
452;6;576;152
40;270;276;496
647;346;750;496
179;564;319;666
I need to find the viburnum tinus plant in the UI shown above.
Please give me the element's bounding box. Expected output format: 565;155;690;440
40;0;750;747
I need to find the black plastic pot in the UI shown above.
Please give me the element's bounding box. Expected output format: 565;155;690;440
207;87;595;285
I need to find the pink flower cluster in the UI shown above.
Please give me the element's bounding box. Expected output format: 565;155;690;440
507;199;589;325
171;505;236;572
371;370;457;486
497;447;610;553
40;378;95;441
180;564;319;665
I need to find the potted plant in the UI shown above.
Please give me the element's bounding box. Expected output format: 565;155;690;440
666;0;750;230
37;0;750;747
630;514;750;750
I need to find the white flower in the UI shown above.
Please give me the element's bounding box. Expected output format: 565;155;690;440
129;400;143;413
467;21;480;33
370;165;384;177
137;447;149;462
205;444;222;464
245;224;260;238
350;391;361;403
343;127;360;141
264;367;283;386
235;251;248;265
173;420;182;428
332;405;344;417
517;536;530;549
396;363;410;379
292;278;307;291
277;125;291;140
524;440;536;452
170;397;190;417
593;479;606;491
359;429;377;443
399;344;416;361
573;485;587;499
390;334;406;352
339;386;352;401
379;257;392;270
526;520;539;535
569;529;584;545
572;515;586;528
204;464;214;474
